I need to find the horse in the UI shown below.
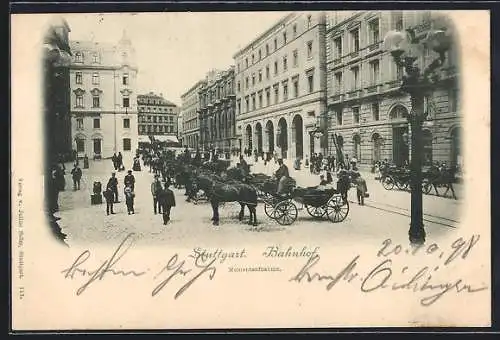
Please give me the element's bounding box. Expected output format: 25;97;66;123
194;173;258;227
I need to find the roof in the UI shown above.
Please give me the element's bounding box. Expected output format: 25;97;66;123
69;40;116;52
137;93;178;106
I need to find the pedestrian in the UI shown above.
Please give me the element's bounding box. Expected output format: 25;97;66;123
319;174;328;186
336;167;350;204
70;163;82;190
117;152;123;170
326;171;333;184
107;172;119;203
355;172;368;205
151;174;163;214
304;154;309;169
112;153;118;170
124;170;135;191
124;184;135;214
103;186;115;215
158;181;176;225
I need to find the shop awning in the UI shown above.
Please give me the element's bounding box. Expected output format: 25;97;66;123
138;135;150;143
153;135;179;144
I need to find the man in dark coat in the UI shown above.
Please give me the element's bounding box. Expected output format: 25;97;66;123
151;174;163;214
112;153;118;170
239;155;249;176
107;172;119;203
103;185;115;215
158;181;176;225
275;158;290;195
70;163;82;190
124;170;135;191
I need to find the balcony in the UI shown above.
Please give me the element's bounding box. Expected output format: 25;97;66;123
345;89;361;100
367;41;381;52
365;84;380;95
333;57;342;66
386;79;402;90
349;51;360;59
330;93;343;103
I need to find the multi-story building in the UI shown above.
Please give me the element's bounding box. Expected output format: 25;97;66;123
198;67;237;153
326;11;461;169
69;31;139;159
177;112;184;145
180;80;204;149
234;12;328;160
137;92;179;144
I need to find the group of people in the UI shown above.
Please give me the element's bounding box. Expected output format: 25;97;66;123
111;152;124;171
101;161;177;225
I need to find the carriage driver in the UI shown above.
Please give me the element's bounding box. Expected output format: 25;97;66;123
275;158;290;196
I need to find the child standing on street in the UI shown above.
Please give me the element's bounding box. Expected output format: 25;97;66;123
158;181;176;225
124;184;135;214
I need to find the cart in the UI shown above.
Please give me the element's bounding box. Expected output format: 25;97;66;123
263;186;349;226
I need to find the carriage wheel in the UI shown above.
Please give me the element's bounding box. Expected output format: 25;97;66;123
264;198;278;218
306;205;326;218
326;195;349;223
422;179;432;194
274;200;298;226
382;176;395;190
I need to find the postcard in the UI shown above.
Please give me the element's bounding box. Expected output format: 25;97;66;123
10;10;490;330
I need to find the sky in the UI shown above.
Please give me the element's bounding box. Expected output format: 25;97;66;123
64;12;291;106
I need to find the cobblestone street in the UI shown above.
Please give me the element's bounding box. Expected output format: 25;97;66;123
55;156;464;248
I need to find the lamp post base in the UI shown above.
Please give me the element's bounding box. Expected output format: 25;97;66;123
409;223;426;245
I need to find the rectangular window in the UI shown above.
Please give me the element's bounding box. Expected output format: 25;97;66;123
283;56;288;71
245;96;249;112
237;99;241;114
372;102;380;121
351;29;360;53
334;72;342;94
93;118;100;129
252;74;255;86
334;37;342;59
449;89;458;113
266;88;271;106
352;66;360;90
307;15;312;29
76;138;85;152
252;54;255;64
258;70;262;82
266;66;270;79
266;44;270;55
246;77;249;89
245;58;248;68
123;118;130;128
92;72;99;85
368;19;380;45
92;52;99;63
259;49;262;60
123;97;130;108
283;31;287;45
283;81;288;101
258;91;263;108
75;52;83;63
123;74;129;85
76;118;84;130
293;50;298;67
252;95;256;110
274;61;278;75
237;81;241;92
352;107;360;124
370;60;380;85
307;41;313;58
92;95;100;108
75;72;82;84
293;77;299;98
293;24;297;37
336;109;343;125
123;138;131;151
76;95;84;108
307;71;314;93
274;38;278;50
274;84;279;104
153;116;157;123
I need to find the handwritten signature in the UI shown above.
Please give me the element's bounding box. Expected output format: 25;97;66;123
61;233;217;299
289;254;488;306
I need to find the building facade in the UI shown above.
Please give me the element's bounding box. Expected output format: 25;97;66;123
177;112;184;145
69;31;139;159
198;67;237;153
180;80;204;149
137;92;179;143
326;11;461;169
234;12;328;160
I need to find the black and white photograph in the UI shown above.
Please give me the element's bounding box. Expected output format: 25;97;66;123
11;9;490;330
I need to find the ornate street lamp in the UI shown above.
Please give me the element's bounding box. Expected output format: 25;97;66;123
383;16;452;245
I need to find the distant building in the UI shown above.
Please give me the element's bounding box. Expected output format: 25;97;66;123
326;11;461;168
137;92;179;145
198;67;237;153
180;80;204;149
177;112;184;145
69;30;139;159
234;12;328;160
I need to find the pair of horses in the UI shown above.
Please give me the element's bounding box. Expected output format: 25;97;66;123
175;163;259;227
